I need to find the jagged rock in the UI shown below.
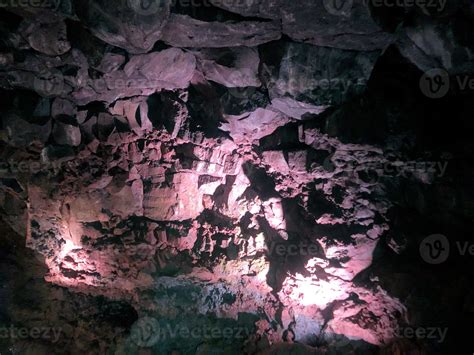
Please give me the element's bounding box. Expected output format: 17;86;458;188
52;119;81;146
143;173;205;221
397;17;474;75
210;0;394;50
280;0;394;50
95;52;126;74
161;14;281;48
0;2;471;354
20;20;71;56
146;91;189;138
71;48;196;105
124;48;195;89
194;47;261;88
51;98;76;118
72;0;171;53
220;107;291;143
40;145;76;164
209;0;280;19
2;112;51;147
269;97;328;119
267;43;380;106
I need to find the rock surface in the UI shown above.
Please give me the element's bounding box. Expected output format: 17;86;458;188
0;2;472;354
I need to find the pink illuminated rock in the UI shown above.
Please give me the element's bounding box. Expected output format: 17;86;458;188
220;108;291;143
0;3;440;352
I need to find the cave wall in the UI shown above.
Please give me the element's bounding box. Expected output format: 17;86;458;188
0;1;473;354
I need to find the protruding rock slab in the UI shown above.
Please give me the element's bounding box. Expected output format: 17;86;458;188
72;0;171;53
161;14;281;48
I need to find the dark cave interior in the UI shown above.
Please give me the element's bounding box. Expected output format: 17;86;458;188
0;1;473;354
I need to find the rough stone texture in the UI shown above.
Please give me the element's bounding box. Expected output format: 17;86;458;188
52;120;81;146
0;2;472;354
267;43;380;106
397;16;474;75
7;110;407;350
161;14;281;48
72;0;172;53
210;0;395;50
194;47;261;88
20;20;71;56
2;112;52;148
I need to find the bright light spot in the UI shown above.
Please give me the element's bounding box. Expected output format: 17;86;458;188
59;239;80;259
293;275;348;307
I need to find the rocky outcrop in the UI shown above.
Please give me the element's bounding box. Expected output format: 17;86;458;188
161;14;281;48
72;0;172;53
266;43;380;106
210;0;395;50
397;16;474;75
20;20;71;56
0;2;472;354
